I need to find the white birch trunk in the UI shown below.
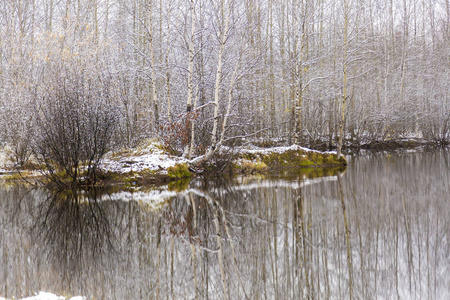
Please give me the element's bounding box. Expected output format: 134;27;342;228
149;0;158;129
211;0;231;147
184;0;196;157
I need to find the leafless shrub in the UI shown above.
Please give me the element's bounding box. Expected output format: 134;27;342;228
31;69;119;187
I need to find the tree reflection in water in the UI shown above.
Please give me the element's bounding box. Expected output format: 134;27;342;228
33;189;116;281
0;151;449;299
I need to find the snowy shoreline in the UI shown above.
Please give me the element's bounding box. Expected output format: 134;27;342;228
0;141;347;182
1;137;442;177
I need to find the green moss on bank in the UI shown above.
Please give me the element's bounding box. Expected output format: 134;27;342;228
235;148;346;174
167;163;192;179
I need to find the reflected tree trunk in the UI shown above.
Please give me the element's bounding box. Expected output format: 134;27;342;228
338;173;352;299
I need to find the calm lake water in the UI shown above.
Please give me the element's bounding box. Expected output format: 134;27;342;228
1;151;449;300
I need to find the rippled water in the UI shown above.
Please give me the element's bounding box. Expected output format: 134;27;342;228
1;151;449;299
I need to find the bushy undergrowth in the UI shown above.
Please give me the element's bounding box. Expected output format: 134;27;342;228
29;66;120;187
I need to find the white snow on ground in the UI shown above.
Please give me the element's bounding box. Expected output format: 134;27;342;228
99;141;188;174
240;144;337;155
99;143;338;175
0;291;85;300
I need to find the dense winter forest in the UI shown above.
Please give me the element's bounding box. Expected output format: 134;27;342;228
0;0;449;163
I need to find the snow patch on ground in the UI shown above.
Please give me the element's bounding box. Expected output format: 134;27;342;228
240;144;337;155
99;141;188;174
0;291;85;300
99;143;339;175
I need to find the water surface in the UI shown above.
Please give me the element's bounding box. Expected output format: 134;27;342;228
1;151;449;299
